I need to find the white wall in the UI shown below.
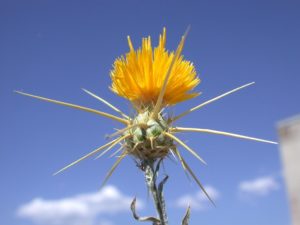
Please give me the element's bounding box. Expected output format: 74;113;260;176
278;115;300;225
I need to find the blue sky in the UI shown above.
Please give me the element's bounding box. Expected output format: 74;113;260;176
1;0;300;224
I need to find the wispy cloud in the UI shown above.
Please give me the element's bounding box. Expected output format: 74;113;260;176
239;175;280;197
17;185;143;225
175;185;220;210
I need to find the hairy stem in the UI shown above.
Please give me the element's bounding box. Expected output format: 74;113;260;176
143;160;168;225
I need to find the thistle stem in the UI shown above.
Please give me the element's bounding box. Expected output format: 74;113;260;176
143;160;168;225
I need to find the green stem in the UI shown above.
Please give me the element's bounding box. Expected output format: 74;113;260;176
144;160;168;225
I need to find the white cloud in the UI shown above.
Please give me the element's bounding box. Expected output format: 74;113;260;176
239;176;279;196
176;185;220;210
17;185;143;225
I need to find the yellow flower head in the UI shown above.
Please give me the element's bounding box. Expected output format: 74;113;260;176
110;28;200;108
16;27;277;206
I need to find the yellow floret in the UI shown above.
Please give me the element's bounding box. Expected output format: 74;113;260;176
110;28;200;107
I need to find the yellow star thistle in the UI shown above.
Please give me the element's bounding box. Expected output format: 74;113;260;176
15;28;277;209
110;28;200;108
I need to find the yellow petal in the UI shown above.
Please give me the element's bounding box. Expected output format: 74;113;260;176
110;28;200;108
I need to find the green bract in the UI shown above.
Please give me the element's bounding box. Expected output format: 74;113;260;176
125;111;174;160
